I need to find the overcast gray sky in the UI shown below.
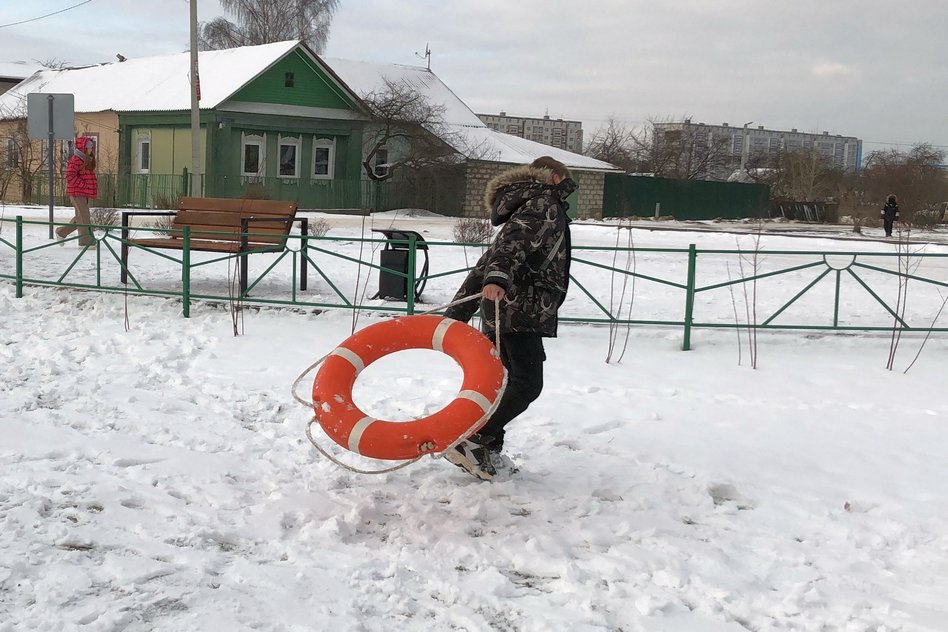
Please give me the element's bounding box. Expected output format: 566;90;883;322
3;0;947;153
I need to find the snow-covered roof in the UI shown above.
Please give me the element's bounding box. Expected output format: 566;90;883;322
326;58;618;172
0;42;616;172
0;41;301;112
0;61;44;81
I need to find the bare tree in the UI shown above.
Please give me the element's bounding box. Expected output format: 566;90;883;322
358;77;458;182
0;136;17;201
200;0;339;54
35;58;71;70
750;147;845;202
860;144;948;223
640;118;733;180
584;117;637;172
0;98;52;202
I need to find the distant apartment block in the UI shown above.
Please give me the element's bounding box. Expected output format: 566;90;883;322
478;111;584;154
654;119;863;174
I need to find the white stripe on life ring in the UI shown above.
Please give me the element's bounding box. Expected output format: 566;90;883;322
432;318;454;352
348;416;376;453
331;347;365;373
457;389;493;413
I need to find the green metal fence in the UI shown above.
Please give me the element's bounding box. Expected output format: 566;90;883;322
27;173;462;213
4;215;948;350
603;173;771;220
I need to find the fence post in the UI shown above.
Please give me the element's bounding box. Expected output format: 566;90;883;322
15;216;23;298
299;217;308;292
654;202;661;219
406;233;417;315
181;225;191;318
682;243;697;351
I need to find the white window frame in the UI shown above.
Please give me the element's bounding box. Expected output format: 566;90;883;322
135;136;151;174
278;135;301;179
311;137;335;180
61;139;73;167
241;133;266;177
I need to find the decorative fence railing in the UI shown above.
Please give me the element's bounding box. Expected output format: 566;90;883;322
3;215;948;350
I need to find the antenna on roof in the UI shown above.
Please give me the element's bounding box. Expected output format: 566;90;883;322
415;42;431;70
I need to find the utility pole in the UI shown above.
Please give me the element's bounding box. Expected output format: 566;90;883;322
189;0;202;197
740;120;753;173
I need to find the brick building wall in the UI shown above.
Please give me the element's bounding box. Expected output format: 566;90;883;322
575;171;604;219
461;161;607;219
461;162;508;216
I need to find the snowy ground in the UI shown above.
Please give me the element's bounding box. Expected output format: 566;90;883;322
2;206;948;631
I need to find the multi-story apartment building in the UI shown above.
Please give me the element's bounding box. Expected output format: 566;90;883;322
477;111;584;155
653;119;863;175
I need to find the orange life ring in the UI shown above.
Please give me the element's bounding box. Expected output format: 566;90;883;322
311;314;506;460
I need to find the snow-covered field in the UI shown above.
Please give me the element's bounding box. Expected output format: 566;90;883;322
2;206;948;631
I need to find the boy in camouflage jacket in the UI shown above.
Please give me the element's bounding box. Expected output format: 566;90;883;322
444;156;577;479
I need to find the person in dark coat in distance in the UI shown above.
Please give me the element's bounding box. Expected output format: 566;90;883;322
881;194;900;237
443;155;577;480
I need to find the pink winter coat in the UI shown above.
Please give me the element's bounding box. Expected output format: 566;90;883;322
66;136;98;198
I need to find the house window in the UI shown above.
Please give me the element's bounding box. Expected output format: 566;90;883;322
285;72;294;88
61;139;73;166
241;134;265;176
136;138;151;173
312;137;335;180
373;148;389;178
279;136;301;178
4;138;17;168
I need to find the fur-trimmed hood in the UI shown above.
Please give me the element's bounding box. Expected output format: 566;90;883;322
483;165;577;226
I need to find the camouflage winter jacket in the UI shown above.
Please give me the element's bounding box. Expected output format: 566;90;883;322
445;165;577;337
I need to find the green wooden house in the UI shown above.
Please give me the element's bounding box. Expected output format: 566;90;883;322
3;40;372;208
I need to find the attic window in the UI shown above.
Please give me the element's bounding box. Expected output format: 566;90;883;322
284;72;294;88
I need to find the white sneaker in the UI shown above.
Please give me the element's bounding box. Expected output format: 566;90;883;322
444;441;496;480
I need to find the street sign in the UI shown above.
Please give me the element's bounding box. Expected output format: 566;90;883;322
26;93;76;238
26;93;75;140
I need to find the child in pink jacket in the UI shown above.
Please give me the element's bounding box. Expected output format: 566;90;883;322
57;135;98;246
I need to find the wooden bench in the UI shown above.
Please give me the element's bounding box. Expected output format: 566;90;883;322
120;197;308;294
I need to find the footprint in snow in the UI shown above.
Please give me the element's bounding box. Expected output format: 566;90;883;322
708;483;754;510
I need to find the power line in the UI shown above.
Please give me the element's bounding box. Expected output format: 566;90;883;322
0;0;93;29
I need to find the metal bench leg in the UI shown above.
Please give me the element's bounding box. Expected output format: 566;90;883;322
239;218;249;296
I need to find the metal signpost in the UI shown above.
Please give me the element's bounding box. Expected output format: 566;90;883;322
27;93;75;239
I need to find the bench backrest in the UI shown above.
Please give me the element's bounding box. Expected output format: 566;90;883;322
170;197;299;245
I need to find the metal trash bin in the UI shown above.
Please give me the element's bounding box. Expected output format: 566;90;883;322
372;229;429;301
